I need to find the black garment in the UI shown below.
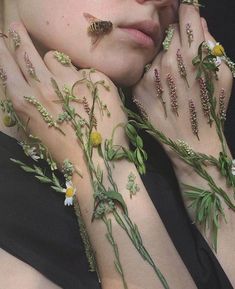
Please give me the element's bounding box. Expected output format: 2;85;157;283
0;130;233;289
0;131;101;289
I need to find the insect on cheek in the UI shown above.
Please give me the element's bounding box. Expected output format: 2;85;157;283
83;12;113;45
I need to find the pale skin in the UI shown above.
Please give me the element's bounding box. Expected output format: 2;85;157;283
0;0;234;289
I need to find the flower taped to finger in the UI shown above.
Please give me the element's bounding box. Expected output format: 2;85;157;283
0;67;7;90
24;52;40;82
194;40;235;78
8;29;21;49
176;49;190;88
54;51;72;66
162;24;175;51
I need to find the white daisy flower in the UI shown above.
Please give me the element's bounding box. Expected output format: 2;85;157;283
207;40;225;67
63;181;76;206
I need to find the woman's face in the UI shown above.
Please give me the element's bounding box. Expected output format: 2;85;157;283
17;0;178;86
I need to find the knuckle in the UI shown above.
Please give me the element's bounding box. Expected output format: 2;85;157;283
161;55;176;72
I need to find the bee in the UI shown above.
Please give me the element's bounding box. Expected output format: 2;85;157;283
83;12;113;45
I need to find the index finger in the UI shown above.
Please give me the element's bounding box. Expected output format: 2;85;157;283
178;0;205;50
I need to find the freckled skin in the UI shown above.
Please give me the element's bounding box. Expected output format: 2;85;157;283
17;0;178;86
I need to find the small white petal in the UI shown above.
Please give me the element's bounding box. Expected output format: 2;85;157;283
64;197;73;206
207;40;215;50
65;180;73;188
215;57;222;67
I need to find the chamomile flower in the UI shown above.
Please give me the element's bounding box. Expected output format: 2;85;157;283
63;181;76;206
207;41;225;67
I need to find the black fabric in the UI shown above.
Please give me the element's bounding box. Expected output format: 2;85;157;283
0;131;101;289
0;129;233;289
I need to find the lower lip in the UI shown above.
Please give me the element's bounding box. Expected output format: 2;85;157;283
119;28;154;47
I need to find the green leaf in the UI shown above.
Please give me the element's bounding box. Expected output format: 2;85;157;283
135;149;143;165
51;186;64;193
125;123;137;139
114;261;122;275
35;175;52;184
104;190;128;214
33;165;44;176
21;166;36;173
52;173;61;187
136;136;143;148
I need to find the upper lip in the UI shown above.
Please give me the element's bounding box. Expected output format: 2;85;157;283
118;20;160;45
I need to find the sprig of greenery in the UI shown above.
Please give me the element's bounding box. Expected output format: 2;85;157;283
50;73;170;288
10;158;64;192
193;42;235;190
123;106;235;250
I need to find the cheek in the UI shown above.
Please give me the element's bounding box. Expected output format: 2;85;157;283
19;2;89;60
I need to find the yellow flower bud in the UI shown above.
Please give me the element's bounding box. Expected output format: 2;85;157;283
3;115;16;127
212;43;225;57
90;131;102;147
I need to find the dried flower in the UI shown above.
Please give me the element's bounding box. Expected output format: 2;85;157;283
219;88;226;121
0;67;7;88
189;99;199;140
8;29;21;49
132;97;148;121
54;51;71;66
177;140;195;157
166;73;178;116
18;142;40;162
162;25;175;51
198;77;211;123
176;49;190;88
154;68;167;117
90;131;102;147
83;97;91;115
126;172;139;198
24;52;40;82
186;23;193;47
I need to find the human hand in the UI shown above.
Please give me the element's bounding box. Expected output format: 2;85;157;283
132;3;233;159
0;22;127;169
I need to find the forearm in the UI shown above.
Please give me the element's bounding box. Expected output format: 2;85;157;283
167;139;235;286
71;155;196;289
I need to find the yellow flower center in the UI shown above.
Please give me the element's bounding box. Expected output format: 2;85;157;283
90;131;102;147
65;187;74;198
212;44;225;57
